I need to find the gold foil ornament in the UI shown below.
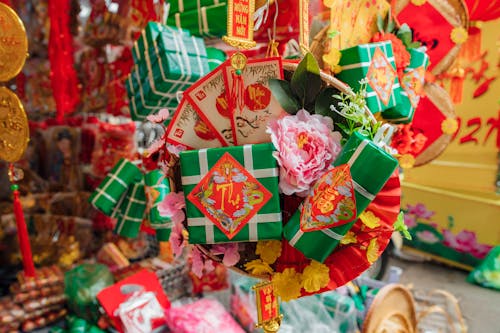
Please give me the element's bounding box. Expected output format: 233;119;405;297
0;87;29;162
0;3;28;82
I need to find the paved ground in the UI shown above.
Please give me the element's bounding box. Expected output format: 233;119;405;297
387;256;500;333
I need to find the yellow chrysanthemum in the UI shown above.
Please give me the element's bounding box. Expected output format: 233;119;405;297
451;27;468;45
341;231;357;245
272;268;302;302
410;0;426;5
256;240;282;264
398;154;415;169
323;48;342;74
441;118;459;135
360;211;381;229
245;259;274;275
366;238;380;264
302;261;330;293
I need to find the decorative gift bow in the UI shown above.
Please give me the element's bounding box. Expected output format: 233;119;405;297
89;158;173;241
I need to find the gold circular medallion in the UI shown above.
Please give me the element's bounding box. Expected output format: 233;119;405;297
230;52;248;71
0;3;28;82
0;87;29;162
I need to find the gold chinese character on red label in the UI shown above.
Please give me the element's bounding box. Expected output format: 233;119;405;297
253;281;279;324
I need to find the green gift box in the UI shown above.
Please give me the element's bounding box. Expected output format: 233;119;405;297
132;22;190;63
382;48;429;123
337;41;402;114
167;3;227;38
168;0;222;14
89;159;143;216
206;47;227;70
145;170;173;241
284;131;399;262
180;143;282;244
113;183;147;238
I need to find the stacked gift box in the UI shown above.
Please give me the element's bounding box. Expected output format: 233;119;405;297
0;266;67;332
167;0;228;38
126;22;211;121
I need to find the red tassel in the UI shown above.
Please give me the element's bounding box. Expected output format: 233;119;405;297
449;64;465;104
460;26;482;63
229;72;246;114
12;185;35;277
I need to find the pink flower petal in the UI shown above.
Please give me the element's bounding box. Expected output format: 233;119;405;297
158;192;186;218
147;108;170;123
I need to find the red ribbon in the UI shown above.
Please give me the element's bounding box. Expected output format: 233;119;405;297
48;0;80;122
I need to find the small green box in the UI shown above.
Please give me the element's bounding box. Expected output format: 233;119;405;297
337;41;402;114
168;0;222;14
382;48;429;123
180;143;282;244
167;2;228;38
284;132;399;262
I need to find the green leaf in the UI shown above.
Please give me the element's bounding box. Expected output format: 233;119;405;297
315;87;339;117
291;53;322;107
328;30;340;39
394;212;412;240
376;14;384;33
268;79;301;115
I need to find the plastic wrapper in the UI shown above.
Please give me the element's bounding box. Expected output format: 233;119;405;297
468;246;500;290
279;292;359;333
117;291;166;333
166;298;245;333
64;264;114;323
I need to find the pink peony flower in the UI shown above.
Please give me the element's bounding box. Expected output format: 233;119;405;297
210;243;240;267
166;143;186;157
158;192;186;224
191;246;215;278
454;230;478;253
169;221;186;258
443;229;459;249
416;230;439;244
404;214;417;228
267;109;342;196
471;243;493;259
406;203;434;219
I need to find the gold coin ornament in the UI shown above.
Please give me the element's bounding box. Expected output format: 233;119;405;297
0;87;29;162
0;3;28;82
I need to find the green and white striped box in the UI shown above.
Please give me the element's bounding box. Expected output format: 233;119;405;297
168;0;222;14
113;183;147;238
382;48;429;123
145;170;173;241
180;143;282;244
337;41;402;114
167;2;228;38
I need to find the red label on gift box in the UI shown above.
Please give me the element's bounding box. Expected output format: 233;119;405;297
188;152;272;239
300;165;357;232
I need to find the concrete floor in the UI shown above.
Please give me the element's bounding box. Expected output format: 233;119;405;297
388;256;500;333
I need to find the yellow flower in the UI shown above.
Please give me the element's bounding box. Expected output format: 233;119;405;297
398;154;415;169
366;238;380;264
441;118;459;135
411;0;426;5
451;27;468;45
341;231;357;245
323;48;342;74
245;259;274;275
360;211;380;229
301;261;330;293
256;240;282;264
272;268;302;302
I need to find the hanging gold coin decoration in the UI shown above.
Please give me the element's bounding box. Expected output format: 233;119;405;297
0;3;28;82
0;87;29;162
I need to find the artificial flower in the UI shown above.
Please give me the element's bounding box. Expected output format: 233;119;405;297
340;231;357;245
441;118;459;135
407;203;434;219
145;138;166;157
471;243;493;259
323;48;342;74
244;259;274;275
394;212;412;240
147;108;170;123
255;240;282;264
366;238;380;264
403;213;417;228
158;192;186;224
450;27;468;45
272;268;302;301
301;261;330;293
371;32;411;73
191;246;215;278
398;154;415;169
416;230;440;244
169;222;186;258
267;109;342;196
360;211;381;229
167;143;186;157
210;243;240;267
